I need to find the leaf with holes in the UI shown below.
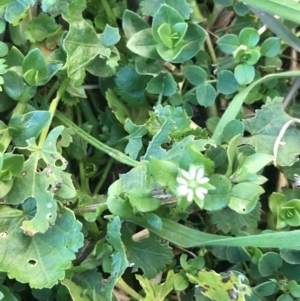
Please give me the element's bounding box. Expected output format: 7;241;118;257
6;126;76;235
0;204;83;288
242;98;300;166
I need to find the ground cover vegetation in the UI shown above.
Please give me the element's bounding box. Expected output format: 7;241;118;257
1;0;300;300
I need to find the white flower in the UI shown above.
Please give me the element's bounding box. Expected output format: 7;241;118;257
176;166;210;202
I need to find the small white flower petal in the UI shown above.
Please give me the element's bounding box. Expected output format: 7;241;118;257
177;185;190;196
196;168;204;182
189;166;197;180
181;169;193;180
177;177;188;185
195;187;208;200
198;177;209;184
187;189;194;202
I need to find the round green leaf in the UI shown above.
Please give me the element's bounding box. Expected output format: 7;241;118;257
146;72;177;96
258;252;283;276
216;34;239;54
234;63;255;85
233;2;249;16
196;83;216;107
287;280;300;297
254;281;276;296
260;37;281;58
217;70;239;94
172;22;188;47
229;182;264;214
206;145;227;168
184;65;207;86
0;42;8;57
280;249;300;264
245;49;261;65
239;28;260;48
203;174;231;211
222;120;244;142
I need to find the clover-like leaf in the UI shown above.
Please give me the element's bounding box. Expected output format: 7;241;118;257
0;204;83;288
6;126;76;235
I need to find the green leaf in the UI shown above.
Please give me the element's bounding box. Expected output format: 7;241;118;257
217;70;239;95
152;5;184;43
222;120;244;143
22;48;48;86
234;63;255;85
6;126;76;235
3;67;36;101
124;119;147;159
100;24;120;47
233;2;249;16
239;28;260;48
115;64;151;106
136;270;177;301
140;0;193;19
0;284;18;301
187;270;251;301
8;111;51;147
228;182;264;214
216;34;239;54
242;98;300;166
146;72;177;96
258;252;283;276
203;174;231;211
127;28;160;60
24;13;62;42
122;9;149;39
157;23;173;48
0;204;83;288
184;65;207;86
128;188;161;213
260;37;281;57
196;83;216;107
149;157;178;189
5;0;35;25
122;227;173;278
63;0;110;86
61;278;90;301
105;217;129;300
210;203;261;235
242;0;300;24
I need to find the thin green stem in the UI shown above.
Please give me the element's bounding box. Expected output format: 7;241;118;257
116;277;143;300
0;86;32;153
44;81;60;104
93;157;114;195
78;160;91;195
38;77;69;147
55;110;138;167
101;0;117;27
206;34;217;64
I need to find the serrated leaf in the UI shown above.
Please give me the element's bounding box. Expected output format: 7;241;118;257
0;204;83;288
140;0;193;19
62;0;110;86
100;24;120;47
122;227;173;278
210;203;261;235
124;119;147;159
24;13;62;42
187;270;252;301
6;126;76;235
115;64;151;106
242;98;300;166
5;0;35;25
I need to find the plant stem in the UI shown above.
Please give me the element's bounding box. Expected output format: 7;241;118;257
101;0;117;27
55;110;138;167
93;157;114;195
0;86;32;153
45;81;60;104
38;77;69;147
79;160;91;195
116;277;143;300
